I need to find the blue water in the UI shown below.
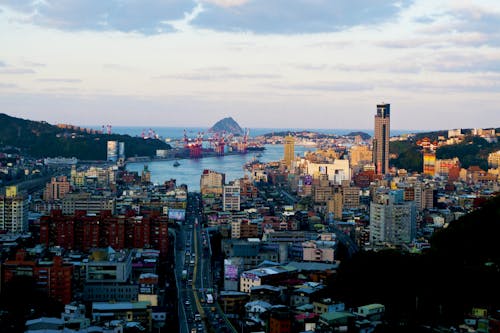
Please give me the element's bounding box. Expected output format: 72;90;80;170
92;126;419;140
126;144;311;191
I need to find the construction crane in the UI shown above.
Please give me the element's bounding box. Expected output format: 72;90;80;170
102;125;112;135
240;128;249;153
183;129;202;158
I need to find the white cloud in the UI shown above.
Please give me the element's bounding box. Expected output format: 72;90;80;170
200;0;249;8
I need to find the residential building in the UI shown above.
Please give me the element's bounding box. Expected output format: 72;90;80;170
370;190;416;246
200;169;225;196
488;150;500;169
302;240;335;263
83;248;139;303
0;186;29;233
2;250;73;304
61;193;116;215
92;301;152;332
223;184;241;211
349;145;373;168
43;176;71;201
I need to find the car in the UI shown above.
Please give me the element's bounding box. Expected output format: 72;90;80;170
185;300;191;306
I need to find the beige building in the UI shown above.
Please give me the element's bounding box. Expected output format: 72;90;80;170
349;145;373;168
200;169;225;196
488;150;500;169
302;240;335;263
327;192;343;220
231;219;259;239
44;176;71;201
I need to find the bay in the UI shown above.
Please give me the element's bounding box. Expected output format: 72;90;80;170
126;144;312;191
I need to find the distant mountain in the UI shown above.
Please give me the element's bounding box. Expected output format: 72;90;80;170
209;117;244;135
0;113;170;160
345;131;371;140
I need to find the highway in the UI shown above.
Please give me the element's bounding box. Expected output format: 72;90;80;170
175;192;237;333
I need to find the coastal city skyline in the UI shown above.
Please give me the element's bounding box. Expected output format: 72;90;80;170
2;1;500;332
1;0;500;130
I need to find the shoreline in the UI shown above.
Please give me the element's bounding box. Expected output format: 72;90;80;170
125;149;266;164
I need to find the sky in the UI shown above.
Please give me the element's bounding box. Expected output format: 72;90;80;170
0;0;499;131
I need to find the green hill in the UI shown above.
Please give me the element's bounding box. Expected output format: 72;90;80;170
0;113;170;160
436;135;500;170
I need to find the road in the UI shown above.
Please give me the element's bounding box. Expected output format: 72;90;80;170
175;192;237;333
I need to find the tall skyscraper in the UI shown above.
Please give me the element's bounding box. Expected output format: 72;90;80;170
373;103;390;175
283;135;295;169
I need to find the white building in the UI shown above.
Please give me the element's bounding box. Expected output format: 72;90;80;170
223;185;241;211
370;190;416;246
305;159;351;184
0;186;29;233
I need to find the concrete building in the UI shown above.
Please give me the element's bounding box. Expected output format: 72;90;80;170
349;145;373;168
313;298;346;315
2;250;73;304
83;248;139;303
302;240;335;263
240;266;292;293
61;193;116;215
200;169;225;196
43;176;71;201
0;186;29;233
327;192;343;220
342;185;360;209
223;184;241;211
488;150;500;169
370;190;416;246
306;160;351;184
373;103;390;175
92;301;152;332
231;219;260;239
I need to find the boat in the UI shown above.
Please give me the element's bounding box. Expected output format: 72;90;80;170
256;153;263;158
173;160;180;167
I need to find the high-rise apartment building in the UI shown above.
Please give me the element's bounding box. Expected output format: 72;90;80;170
223;185;241;211
283;135;295;169
43;176;71;201
0;186;29;233
370;190;416;246
200;169;225;196
373;103;390;175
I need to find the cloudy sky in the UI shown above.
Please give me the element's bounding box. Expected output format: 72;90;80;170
0;0;499;131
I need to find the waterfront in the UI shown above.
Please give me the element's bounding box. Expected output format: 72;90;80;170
126;144;312;191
